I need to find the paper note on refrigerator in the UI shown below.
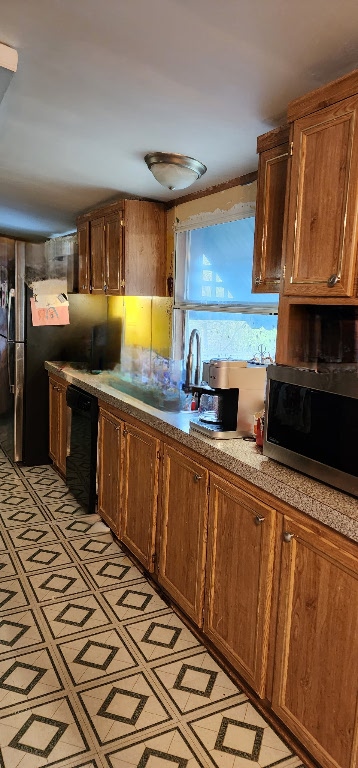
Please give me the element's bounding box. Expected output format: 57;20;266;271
30;298;70;326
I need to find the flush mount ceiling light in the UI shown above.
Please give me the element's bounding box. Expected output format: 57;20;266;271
144;152;207;191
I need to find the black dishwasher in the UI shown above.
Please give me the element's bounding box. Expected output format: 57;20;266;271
66;385;98;514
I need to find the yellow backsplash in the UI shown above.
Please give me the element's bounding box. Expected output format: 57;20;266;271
107;296;172;357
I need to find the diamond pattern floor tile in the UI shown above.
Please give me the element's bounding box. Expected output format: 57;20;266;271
55;515;110;538
28;565;91;603
78;671;173;746
102;579;169;621
189;701;294;768
0;647;63;709
68;533;122;561
106;727;208;768
7;523;57;549
0;577;29;612
152;651;243;714
0;507;49;528
41;594;111;638
124;612;202;662
0;609;45;655
0;554;17;580
83;555;143;588
16;541;74;573
0;695;90;767
57;628;138;686
45;501;89;519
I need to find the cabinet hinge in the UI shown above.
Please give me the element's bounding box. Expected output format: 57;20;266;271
120;279;125;289
151;553;156;564
157;450;161;460
282;264;286;279
120;219;125;227
207;485;210;495
289;141;293;156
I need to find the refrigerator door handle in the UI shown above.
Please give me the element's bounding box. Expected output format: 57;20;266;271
7;288;15;342
14;342;24;462
7;339;15;394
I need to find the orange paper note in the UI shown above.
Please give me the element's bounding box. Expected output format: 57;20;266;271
30;298;70;326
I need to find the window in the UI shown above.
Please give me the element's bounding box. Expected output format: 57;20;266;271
173;212;278;371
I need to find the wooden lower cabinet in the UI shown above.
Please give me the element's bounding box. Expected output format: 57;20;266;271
272;515;358;768
97;408;122;534
120;422;161;572
49;376;68;476
158;445;209;626
204;474;276;697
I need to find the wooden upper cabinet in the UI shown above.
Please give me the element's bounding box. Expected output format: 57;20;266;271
77;199;166;296
77;220;90;294
283;94;358;298
97;407;122;535
120;422;160;571
273;515;358;768
123;200;166;295
90;216;105;294
204;475;276;697
253;125;289;294
105;211;123;295
158;445;209;626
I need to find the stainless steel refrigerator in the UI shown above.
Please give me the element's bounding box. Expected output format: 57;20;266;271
0;239;111;465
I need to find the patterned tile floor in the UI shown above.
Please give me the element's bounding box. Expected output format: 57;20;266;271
0;446;304;768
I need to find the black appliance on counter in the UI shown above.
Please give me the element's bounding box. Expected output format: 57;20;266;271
264;364;358;497
66;386;98;514
0;240;112;464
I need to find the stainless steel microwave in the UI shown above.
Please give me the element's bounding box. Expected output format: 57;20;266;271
264;365;358;497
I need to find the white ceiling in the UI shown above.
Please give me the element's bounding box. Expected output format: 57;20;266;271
0;0;358;239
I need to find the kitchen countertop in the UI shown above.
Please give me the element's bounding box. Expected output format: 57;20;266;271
45;361;358;544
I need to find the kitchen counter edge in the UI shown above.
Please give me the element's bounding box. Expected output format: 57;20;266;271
45;362;358;544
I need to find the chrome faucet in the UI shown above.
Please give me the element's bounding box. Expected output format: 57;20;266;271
183;328;201;392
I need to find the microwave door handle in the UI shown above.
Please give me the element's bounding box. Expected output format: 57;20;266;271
7;288;15;342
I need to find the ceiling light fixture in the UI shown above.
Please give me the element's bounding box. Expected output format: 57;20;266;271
144;152;207;191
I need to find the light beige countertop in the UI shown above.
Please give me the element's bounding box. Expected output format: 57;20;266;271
45;361;358;544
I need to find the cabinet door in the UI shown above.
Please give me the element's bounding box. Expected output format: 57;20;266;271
57;384;68;476
97;409;122;534
49;378;60;464
158;446;209;625
90;217;105;294
283;95;358;297
77;220;90;293
120;423;160;571
253;142;288;293
49;378;67;475
273;516;358;768
105;212;123;295
204;475;276;697
123;200;166;295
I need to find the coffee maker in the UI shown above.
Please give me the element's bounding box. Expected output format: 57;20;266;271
190;359;267;439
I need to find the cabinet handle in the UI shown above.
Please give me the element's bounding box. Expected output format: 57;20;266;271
193;473;202;482
82;284;86;290
327;274;339;287
103;283;107;292
283;531;294;543
255;515;265;525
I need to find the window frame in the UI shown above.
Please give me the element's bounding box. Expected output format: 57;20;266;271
173;202;278;315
